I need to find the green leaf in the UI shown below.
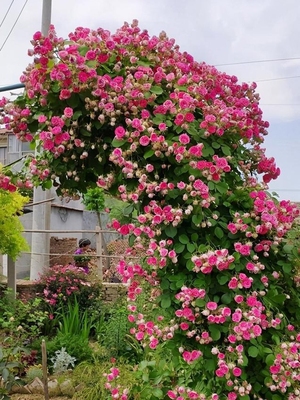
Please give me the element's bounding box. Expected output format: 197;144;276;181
187;242;196;253
263;347;273;354
111;138;127;147
144;149;154;159
202;144;214;157
160;278;169;290
209;325;221;341
123;204;134;216
161;296;171;309
221;293;232;304
208;181;215;190
265;354;275;366
283;244;294;253
165;225;177;238
72;110;82;120
179;234;189;244
150;85;163;95
1;367;9;381
248;346;259;358
212;141;220;149
272;334;280;346
195;298;206;307
192;214;202;226
217;275;229;285
186;259;194;271
271;395;282;400
137;60;150;67
51;82;60;93
191;233;198;241
215;181;229;194
152;115;164;124
174;243;185;253
271;294;286;305
214;226;224;239
186;125;199;137
282;264;292;274
152;388;164;398
221;145;231;156
204;358;216;371
241;354;248;366
175;279;185;289
78;45;89;56
42;180;52;189
86;60;97;68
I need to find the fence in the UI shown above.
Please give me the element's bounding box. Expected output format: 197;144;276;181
4;226;138;298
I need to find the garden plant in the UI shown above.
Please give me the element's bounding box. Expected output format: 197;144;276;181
1;20;300;399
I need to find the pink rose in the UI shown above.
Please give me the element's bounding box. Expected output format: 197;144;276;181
63;107;73;118
139;135;150;146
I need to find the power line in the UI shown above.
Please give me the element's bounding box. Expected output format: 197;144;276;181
256;75;300;83
260;104;300;106
215;57;300;67
271;189;300;192
0;0;15;28
0;0;29;52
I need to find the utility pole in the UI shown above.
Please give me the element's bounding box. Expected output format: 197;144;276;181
30;0;52;280
41;0;52;36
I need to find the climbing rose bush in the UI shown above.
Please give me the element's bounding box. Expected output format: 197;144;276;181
1;20;300;399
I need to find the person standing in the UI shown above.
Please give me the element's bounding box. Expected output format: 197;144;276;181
74;238;92;273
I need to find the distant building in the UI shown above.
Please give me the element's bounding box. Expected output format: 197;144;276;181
0;128;32;166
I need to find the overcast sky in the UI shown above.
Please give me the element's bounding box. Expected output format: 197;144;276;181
1;0;299;201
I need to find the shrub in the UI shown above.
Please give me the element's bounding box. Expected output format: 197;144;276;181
33;333;93;368
50;347;76;374
0;291;48;346
72;361;136;400
35;264;102;311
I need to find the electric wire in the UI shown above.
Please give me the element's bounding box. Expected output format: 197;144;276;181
256;75;300;83
0;0;29;52
0;0;15;28
215;57;300;67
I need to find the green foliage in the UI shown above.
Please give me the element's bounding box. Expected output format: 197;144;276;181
0;345;24;400
58;298;94;340
0;189;29;259
50;347;76;374
72;361;136;400
0;290;48;345
34;333;93;368
106;196;137;225
82;187;105;213
25;365;43;382
97;301;132;359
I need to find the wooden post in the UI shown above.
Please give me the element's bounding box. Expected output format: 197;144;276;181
95;226;103;280
41;339;49;400
7;256;16;299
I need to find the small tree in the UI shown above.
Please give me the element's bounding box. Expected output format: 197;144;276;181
0;187;29;260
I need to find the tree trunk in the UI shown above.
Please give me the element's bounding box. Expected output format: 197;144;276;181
96;212;110;270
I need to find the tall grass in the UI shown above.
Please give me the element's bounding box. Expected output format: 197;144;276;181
58;297;93;340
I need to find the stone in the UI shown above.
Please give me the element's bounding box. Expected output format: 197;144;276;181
48;379;62;397
59;379;75;397
25;377;44;395
10;382;31;394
